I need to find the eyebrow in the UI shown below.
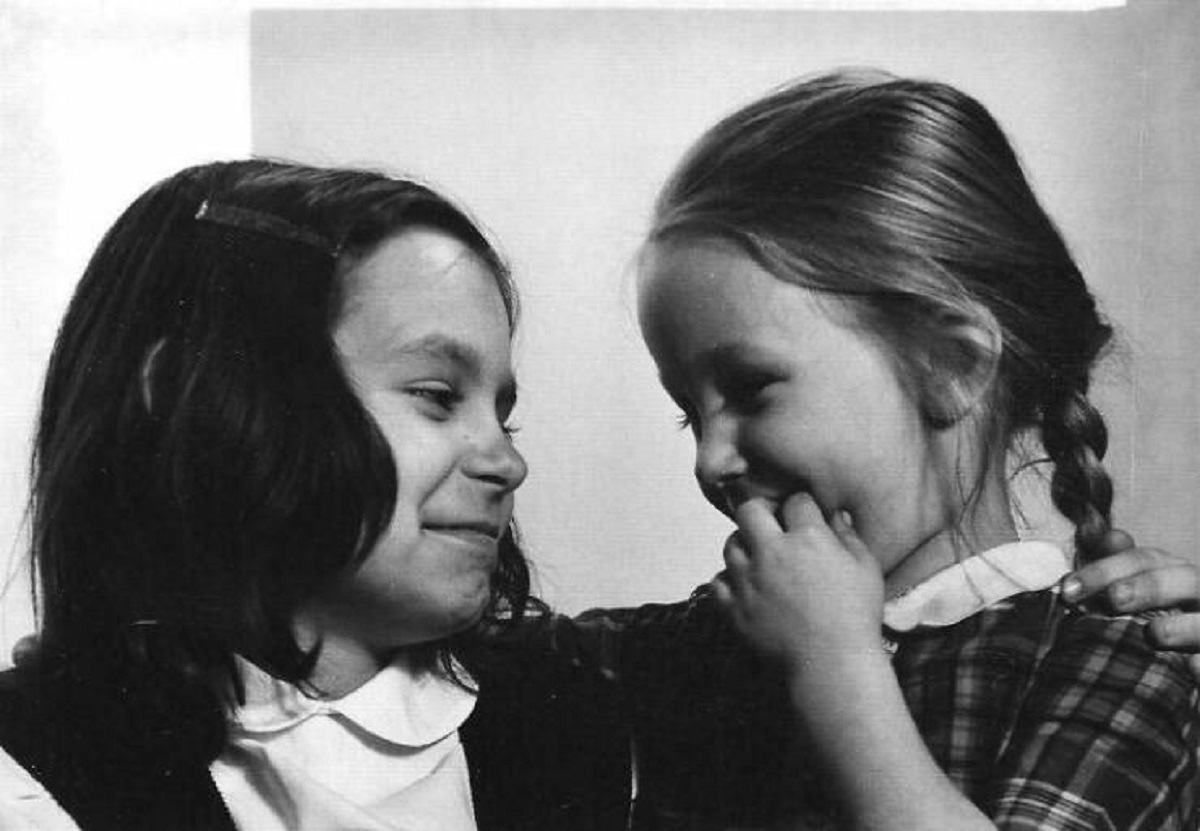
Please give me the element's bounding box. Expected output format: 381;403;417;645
657;341;786;398
395;333;480;366
704;341;778;368
395;333;518;404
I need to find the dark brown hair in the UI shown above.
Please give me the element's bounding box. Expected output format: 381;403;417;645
30;159;533;762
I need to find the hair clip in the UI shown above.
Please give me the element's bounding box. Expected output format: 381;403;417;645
195;199;340;257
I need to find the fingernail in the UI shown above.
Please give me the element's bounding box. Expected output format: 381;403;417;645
1061;577;1082;602
838;510;853;527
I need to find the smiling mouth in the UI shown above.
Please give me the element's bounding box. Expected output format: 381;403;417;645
423;523;503;544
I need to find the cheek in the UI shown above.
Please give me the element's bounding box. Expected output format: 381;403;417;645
740;409;898;518
382;423;458;517
741;406;830;475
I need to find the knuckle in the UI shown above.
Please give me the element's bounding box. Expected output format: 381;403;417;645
794;524;824;545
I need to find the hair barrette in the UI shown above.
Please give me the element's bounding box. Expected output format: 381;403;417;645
195;199;340;257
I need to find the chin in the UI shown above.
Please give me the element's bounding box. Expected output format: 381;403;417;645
444;589;493;633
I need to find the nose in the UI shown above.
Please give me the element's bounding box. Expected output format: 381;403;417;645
693;416;746;509
463;424;528;493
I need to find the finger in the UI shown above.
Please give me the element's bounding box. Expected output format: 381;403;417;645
1095;527;1136;557
733;496;781;544
778;491;824;532
830;510;872;561
1062;547;1178;604
709;570;735;607
722;532;751;572
1148;612;1200;651
1112;563;1200;613
1190;655;1200;685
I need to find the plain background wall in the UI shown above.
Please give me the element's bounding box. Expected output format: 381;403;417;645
252;1;1200;614
0;1;1195;655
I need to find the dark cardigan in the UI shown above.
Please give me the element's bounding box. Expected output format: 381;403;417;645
0;639;632;831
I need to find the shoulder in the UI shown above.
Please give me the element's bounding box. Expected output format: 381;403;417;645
1031;601;1197;716
897;590;1198;735
991;598;1199;829
0;674;78;830
1015;603;1199;783
894;588;1191;688
0;667;233;831
0;668;94;829
0;667;55;765
893;590;1060;719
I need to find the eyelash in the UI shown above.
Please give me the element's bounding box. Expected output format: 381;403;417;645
727;374;777;412
671;373;778;430
409;385;461;414
411;385;520;437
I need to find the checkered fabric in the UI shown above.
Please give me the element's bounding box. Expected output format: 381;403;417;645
893;590;1198;830
547;587;1199;829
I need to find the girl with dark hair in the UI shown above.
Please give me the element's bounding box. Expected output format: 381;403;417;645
0;160;629;830
628;69;1199;828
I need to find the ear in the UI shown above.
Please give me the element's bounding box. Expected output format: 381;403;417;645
140;338;167;415
916;305;1002;429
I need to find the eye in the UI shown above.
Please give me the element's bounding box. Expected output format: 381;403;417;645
725;371;779;413
497;388;520;438
409;383;461;417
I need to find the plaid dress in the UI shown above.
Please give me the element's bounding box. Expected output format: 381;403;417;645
894;590;1197;830
543;557;1199;830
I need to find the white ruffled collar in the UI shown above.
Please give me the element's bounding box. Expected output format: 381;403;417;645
227;653;477;748
883;539;1070;633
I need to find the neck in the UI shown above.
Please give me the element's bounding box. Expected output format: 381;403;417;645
312;639;397;699
883;470;1019;599
291;614;397;699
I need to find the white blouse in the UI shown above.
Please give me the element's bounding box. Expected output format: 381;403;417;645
210;654;479;831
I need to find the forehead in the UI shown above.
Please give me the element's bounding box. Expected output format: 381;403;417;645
639;239;805;347
335;227;510;358
638;238;885;383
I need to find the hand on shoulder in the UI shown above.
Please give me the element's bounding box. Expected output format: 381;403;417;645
1062;528;1200;678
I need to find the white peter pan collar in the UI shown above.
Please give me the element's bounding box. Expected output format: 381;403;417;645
228;654;477;748
883;539;1071;633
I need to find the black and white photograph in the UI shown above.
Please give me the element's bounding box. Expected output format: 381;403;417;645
2;1;1198;828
